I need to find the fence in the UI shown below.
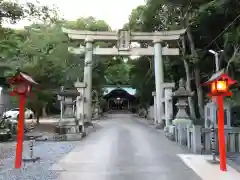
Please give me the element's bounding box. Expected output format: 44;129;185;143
202;127;240;153
166;125;240;154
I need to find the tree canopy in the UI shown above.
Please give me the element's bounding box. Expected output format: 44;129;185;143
125;0;240;119
0;0;240;122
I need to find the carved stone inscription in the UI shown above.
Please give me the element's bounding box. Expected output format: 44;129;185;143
118;30;130;50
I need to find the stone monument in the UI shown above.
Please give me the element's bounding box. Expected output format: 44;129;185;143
56;88;80;135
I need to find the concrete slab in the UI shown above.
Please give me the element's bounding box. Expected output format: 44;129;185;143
50;114;202;180
178;154;240;180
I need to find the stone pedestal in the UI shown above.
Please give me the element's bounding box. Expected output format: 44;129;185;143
56;118;80;134
63;97;74;117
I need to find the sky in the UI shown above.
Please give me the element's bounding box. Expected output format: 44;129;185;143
6;0;146;30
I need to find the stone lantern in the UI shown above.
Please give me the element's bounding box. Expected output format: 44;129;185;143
172;78;194;125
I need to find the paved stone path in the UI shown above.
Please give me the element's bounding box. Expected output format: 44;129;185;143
50;114;202;180
1;113;239;179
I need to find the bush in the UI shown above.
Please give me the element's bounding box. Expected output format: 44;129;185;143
0;129;12;142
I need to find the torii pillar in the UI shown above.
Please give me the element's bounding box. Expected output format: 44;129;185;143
154;40;164;124
84;37;93;122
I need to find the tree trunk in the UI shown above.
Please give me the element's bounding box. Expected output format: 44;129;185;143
194;67;204;119
183;59;196;119
180;37;196;119
185;20;204;120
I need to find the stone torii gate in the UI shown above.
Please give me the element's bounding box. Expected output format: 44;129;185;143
62;28;186;124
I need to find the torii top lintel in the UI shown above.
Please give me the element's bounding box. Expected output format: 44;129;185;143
62;27;186;42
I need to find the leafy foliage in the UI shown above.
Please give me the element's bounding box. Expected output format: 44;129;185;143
126;0;240;116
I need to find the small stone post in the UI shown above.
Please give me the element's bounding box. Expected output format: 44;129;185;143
192;125;202;154
74;79;86;134
58;86;64;125
163;83;175;127
152;92;157;124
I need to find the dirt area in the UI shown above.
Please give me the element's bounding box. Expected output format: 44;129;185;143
25;119;57;134
32;123;56;133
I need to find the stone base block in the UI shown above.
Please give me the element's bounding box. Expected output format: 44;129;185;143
36;133;83;141
172;118;192;126
23;157;40;163
168;125;175;134
65;133;83;141
155;123;165;129
55;125;80;134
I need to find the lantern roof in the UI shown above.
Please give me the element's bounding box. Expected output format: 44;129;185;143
8;72;38;85
203;69;237;86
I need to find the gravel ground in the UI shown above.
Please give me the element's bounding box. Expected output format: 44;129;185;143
0;141;78;180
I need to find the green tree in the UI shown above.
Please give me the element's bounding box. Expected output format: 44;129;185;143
125;0;240;120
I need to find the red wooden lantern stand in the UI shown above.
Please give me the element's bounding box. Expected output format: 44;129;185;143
203;69;237;171
8;72;38;169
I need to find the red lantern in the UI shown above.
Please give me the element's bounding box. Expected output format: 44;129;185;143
8;72;37;96
203;69;237;171
8;72;38;169
210;79;228;94
204;70;236;97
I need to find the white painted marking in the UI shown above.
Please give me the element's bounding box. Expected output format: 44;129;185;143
178;154;240;180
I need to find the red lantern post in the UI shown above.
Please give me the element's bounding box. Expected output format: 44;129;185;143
203;69;237;171
8;72;38;169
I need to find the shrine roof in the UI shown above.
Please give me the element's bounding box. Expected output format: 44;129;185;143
103;86;136;96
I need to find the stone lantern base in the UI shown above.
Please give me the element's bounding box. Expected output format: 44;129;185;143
55;118;84;140
172;118;192;126
155;122;165;129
